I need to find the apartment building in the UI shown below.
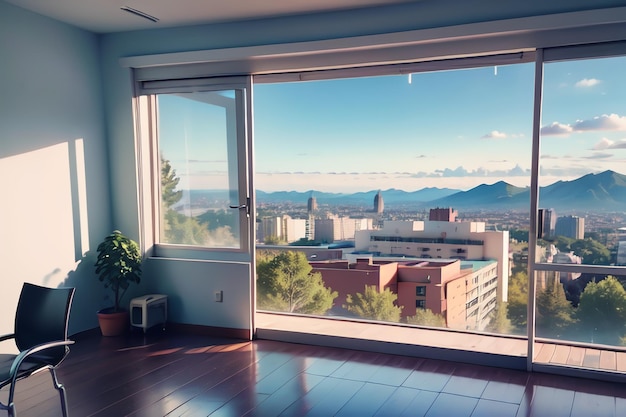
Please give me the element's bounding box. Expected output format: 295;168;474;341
257;215;308;243
311;257;498;330
315;215;374;243
354;212;509;302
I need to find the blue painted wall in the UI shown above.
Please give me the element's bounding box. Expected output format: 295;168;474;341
0;1;118;335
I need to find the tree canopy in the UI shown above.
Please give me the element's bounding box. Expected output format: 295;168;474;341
485;301;512;334
344;285;402;322
161;156;182;208
570;238;611;265
256;251;337;315
406;308;446;327
160;157;236;246
507;270;528;334
547;236;610;265
535;278;576;339
576;276;626;345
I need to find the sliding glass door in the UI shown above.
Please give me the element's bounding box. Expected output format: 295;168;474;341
532;51;626;374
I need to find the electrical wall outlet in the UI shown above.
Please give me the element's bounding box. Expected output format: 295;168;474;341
215;290;223;302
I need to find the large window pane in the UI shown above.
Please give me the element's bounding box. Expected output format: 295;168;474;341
535;55;626;355
156;91;241;248
538;56;626;267
254;62;534;336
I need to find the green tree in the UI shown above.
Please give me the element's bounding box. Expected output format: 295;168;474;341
507;270;528;334
197;209;238;232
548;235;575;252
160;157;236;246
344;285;402;322
536;279;576;339
547;236;611;265
485;301;512;334
406;308;445;327
161;156;183;208
289;238;321;246
264;235;283;245
570;238;610;265
508;229;529;243
256;251;337;314
576;276;626;345
164;210;210;245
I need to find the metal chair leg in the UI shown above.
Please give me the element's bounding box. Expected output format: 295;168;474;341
49;368;69;417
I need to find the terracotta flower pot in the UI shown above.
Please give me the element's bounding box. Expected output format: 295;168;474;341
97;309;129;336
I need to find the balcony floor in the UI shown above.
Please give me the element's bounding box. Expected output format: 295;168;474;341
257;312;626;377
3;327;625;417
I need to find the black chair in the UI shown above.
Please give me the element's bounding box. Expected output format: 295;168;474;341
0;283;75;417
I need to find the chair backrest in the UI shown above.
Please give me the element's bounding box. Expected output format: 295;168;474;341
14;283;75;364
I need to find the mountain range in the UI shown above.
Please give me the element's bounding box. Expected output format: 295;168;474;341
256;170;626;212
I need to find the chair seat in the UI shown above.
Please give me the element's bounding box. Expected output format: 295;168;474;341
0;354;47;386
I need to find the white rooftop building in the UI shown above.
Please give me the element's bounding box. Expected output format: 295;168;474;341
354;218;509;302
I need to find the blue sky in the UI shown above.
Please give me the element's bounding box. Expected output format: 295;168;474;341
159;55;626;193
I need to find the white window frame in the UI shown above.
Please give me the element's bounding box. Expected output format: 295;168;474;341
133;76;254;262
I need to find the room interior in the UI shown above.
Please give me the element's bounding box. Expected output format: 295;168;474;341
1;0;626;414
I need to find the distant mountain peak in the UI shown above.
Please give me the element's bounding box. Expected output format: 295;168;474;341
254;170;626;212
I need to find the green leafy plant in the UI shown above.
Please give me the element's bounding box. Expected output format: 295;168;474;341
94;230;142;313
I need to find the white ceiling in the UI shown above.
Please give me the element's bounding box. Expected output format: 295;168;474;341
6;0;422;33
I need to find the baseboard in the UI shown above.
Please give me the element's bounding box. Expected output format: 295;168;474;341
167;322;251;340
71;323;250;341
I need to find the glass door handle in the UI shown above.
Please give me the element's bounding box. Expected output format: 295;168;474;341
229;197;250;216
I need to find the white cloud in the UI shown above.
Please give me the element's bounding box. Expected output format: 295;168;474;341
575;78;601;88
573;114;626;131
593;137;626;150
482;130;507;139
541;113;626;136
434;165;528;178
255;168;536;192
508;164;528;176
593;138;613;150
540;122;573;136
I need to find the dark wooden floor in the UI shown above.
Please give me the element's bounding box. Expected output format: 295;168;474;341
2;329;625;417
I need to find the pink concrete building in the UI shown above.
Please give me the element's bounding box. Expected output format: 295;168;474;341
311;257;498;331
310;258;397;307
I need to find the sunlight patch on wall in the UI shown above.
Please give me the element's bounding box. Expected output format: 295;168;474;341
0;142;81;288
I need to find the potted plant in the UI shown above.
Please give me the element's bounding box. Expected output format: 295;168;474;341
94;230;142;336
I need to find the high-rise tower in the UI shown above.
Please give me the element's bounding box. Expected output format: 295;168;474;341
374;190;384;214
307;194;318;213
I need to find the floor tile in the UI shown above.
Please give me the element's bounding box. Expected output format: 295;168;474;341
373;386;424;416
528;386;574;417
442;375;488;398
301;378;365;416
335;382;397;417
403;370;452;392
471;399;519;417
400;390;439;417
248;373;325;416
569;391;616;417
424;393;478;417
481;380;526;404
